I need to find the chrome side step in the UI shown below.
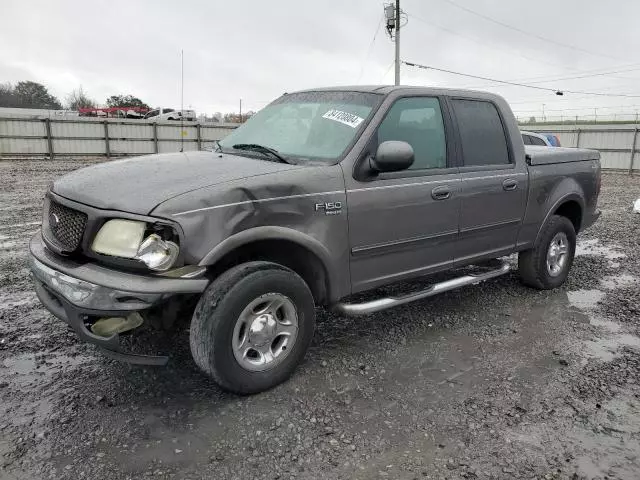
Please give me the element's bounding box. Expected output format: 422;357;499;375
334;261;510;316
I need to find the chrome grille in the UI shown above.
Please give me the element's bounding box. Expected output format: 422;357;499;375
44;199;87;252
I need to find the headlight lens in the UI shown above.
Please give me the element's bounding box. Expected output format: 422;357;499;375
92;220;180;271
92;219;146;258
135;234;179;271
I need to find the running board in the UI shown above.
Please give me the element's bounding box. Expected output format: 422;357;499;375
334;261;510;316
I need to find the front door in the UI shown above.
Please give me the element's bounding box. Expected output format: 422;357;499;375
345;96;461;293
449;98;528;265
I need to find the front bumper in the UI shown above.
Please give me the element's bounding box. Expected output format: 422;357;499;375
29;233;208;365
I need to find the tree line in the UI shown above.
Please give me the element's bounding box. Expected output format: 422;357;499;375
0;81;149;111
0;80;255;122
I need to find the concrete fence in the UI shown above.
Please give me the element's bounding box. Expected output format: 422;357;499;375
526;123;640;173
0;116;238;158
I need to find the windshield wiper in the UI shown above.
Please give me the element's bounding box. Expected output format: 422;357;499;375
232;143;290;164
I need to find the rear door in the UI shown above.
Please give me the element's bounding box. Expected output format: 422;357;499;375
450;98;528;265
345;95;461;292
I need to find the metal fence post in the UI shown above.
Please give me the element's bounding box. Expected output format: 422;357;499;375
153;123;159;153
628;127;638;175
196;123;202;151
575;128;581;148
103;121;110;158
45;118;54;159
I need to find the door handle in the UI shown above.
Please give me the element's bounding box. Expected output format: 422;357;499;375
431;186;451;200
502;179;518;191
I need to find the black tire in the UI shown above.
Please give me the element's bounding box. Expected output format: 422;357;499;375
518;215;576;290
189;261;315;394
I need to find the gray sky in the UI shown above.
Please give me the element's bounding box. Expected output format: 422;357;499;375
3;0;640;120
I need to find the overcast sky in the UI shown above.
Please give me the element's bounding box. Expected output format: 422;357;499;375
3;0;640;120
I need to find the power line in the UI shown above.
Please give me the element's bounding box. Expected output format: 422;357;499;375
403;61;562;93
407;11;640;86
513;104;640;114
436;0;624;62
402;60;640;98
461;65;640;90
357;14;384;83
406;12;576;73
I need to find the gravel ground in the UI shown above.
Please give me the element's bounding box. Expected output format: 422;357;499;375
0;159;639;480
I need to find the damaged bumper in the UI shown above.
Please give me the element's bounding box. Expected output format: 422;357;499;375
29;233;208;365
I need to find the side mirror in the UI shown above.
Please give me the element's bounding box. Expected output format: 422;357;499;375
370;141;414;172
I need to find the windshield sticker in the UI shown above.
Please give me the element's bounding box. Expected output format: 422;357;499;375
322;110;364;128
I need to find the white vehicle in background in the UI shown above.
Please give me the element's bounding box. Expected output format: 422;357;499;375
521;130;553;146
143;108;196;122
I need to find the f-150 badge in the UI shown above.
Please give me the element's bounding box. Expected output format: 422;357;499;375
315;201;342;215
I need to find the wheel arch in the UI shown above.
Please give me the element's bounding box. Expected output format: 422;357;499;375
534;192;585;247
198;227;337;305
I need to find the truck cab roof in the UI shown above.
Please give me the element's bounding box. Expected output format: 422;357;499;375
294;85;504;100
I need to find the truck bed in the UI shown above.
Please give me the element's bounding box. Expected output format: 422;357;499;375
525;145;600;165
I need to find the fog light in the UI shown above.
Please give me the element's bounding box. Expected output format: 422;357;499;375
135;234;179;271
91;312;144;337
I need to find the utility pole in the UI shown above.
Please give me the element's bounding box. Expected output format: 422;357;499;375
394;0;400;85
239;98;242;123
180;49;184;152
384;2;404;85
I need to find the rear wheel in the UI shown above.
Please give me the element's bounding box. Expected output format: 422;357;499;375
518;215;576;289
189;262;315;394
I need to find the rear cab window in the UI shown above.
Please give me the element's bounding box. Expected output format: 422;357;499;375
451;99;511;167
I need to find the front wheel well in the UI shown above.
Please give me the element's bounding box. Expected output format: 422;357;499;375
205;240;329;306
554;200;582;233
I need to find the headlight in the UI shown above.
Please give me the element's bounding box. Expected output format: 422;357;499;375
92;219;180;271
92;219;146;258
135;234;179;271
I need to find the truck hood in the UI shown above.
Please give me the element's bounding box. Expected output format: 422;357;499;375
52;151;299;214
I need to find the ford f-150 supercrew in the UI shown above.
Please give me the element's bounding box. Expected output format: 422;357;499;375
29;86;601;394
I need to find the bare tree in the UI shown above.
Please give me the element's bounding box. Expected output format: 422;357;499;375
66;86;96;110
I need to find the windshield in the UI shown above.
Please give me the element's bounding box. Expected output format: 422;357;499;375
219;91;382;163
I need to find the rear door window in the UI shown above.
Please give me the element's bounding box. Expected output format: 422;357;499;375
522;134;531;145
452;99;510;166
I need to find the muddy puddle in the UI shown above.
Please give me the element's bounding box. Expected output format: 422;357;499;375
576;238;626;268
572;394;640;479
566;277;640;364
1;352;90;388
600;273;638;290
0;291;37;310
568;289;606;310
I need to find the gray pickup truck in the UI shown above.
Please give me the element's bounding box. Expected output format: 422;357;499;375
29;86;601;393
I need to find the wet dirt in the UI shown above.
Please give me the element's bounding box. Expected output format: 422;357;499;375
1;161;639;480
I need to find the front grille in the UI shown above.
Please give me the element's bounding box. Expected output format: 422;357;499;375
44;199;87;252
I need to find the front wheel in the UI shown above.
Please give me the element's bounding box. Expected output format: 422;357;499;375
189;262;315;394
518;214;576;289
